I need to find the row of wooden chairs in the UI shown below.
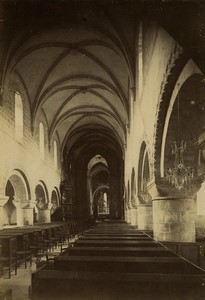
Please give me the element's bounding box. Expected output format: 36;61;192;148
45;220;94;269
0;222;70;279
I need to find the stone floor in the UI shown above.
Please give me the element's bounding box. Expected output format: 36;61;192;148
0;238;74;300
0;257;37;300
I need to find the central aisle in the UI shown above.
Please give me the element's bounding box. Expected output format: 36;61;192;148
32;221;205;300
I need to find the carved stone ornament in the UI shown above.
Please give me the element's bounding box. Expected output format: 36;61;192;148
147;177;202;200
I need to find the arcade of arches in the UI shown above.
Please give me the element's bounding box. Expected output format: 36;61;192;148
1;0;205;245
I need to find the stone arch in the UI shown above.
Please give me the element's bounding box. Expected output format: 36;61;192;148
34;180;49;223
50;187;63;222
3;169;31;201
3;169;31;226
35;181;48;208
154;59;202;178
87;154;109;217
15;92;23;143
92;186;110;219
127;180;130;206
131;167;137;207
39;122;45;159
54;187;60;205
138;141;151;204
14;168;31;200
51;188;60;215
162;72;204;188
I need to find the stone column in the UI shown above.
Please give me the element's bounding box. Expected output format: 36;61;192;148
125;207;127;222
0;196;8;229
126;208;131;223
137;204;153;230
38;204;52;224
13;198;24;226
130;208;138;226
153;197;195;242
148;178;200;242
22;201;36;225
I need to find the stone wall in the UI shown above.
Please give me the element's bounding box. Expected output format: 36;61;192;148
0;81;61;228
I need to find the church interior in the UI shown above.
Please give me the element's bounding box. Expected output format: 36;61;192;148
1;0;205;299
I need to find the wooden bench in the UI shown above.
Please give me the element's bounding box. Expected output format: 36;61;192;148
79;235;151;240
83;232;147;237
31;221;205;300
74;239;159;247
32;268;205;300
64;246;176;257
54;254;197;274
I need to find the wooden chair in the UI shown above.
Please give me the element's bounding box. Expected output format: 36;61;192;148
0;236;17;279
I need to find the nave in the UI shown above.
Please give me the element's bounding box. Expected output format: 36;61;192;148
2;1;205;299
1;220;205;300
32;221;205;300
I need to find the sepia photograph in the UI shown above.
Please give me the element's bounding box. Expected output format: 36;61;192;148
0;0;205;299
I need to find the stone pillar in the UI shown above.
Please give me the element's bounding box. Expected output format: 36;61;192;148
38;204;52;224
0;196;8;229
137;204;153;230
22;201;36;225
126;208;131;223
196;215;205;238
130;208;138;226
153;197;195;242
13;198;23;226
148;178;200;243
124;205;128;222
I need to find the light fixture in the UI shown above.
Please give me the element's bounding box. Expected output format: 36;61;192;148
166;84;194;190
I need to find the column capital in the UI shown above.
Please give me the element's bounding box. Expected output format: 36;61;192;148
0;196;9;207
47;203;53;210
40;203;53;210
131;195;138;209
22;201;37;209
147;177;202;200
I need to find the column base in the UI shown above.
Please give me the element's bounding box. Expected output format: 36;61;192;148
125;208;131;223
38;209;51;224
130;208;138;226
137;204;153;230
23;208;34;225
153;198;196;242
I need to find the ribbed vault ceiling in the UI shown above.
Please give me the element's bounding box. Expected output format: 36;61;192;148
3;0;205;159
8;10;133;154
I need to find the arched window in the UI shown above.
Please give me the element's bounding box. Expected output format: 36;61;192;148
138;21;143;99
54;140;58;169
39;122;44;159
128;180;130;202
131;168;136;205
15;93;23;142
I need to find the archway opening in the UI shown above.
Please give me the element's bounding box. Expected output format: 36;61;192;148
3;171;28;226
88;154;109;220
62;127;124;221
138;142;151;204
164;75;205;184
34;184;47;222
131;168;137;207
51;189;59;215
3;180;16;225
93;189;110;220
